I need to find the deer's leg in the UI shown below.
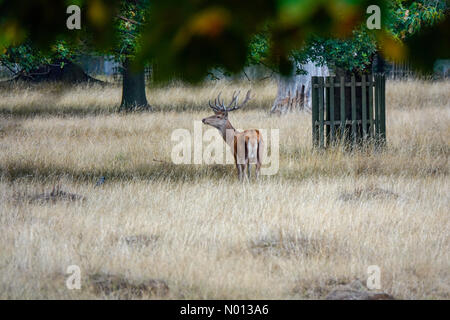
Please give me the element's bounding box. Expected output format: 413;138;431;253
255;140;263;179
247;163;251;179
255;162;261;179
236;163;243;181
243;162;249;182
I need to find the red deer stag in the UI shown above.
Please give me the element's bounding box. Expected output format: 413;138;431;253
202;90;263;181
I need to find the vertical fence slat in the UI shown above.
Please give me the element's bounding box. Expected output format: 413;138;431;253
330;76;335;144
318;77;325;148
368;74;374;138
325;77;330;147
311;77;319;147
340;76;345;141
380;74;386;144
361;74;367;140
374;74;380;141
351;75;356;145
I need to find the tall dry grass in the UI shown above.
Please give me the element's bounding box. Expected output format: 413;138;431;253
0;79;449;299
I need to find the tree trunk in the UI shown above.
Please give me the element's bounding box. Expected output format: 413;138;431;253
372;51;386;74
271;61;329;114
119;58;151;111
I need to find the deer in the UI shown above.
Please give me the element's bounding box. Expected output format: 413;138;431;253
202;90;263;181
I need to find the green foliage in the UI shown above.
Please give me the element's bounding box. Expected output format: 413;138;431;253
298;28;377;74
0;0;448;80
1;44;46;73
136;0;278;81
388;0;446;39
248;0;448;74
247;24;378;74
380;0;447;71
0;0;119;50
0;40;80;75
0;0;150;75
114;0;150;62
247;32;271;68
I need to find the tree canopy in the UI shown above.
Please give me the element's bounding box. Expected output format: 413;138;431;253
248;0;448;75
0;0;448;81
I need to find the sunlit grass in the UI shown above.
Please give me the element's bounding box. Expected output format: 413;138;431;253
0;79;449;299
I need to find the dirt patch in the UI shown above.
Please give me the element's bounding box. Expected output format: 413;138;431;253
13;185;86;204
293;278;394;300
292;277;351;299
0;121;21;137
325;279;394;300
249;234;336;258
120;234;160;248
89;273;169;299
339;185;399;201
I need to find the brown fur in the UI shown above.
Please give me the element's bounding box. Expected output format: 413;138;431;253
202;111;263;180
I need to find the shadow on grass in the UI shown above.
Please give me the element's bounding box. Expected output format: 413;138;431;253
0;102;269;118
0;162;236;183
0;82;270;118
2;158;445;184
0;82;119;117
2;158;352;184
0;106;119;118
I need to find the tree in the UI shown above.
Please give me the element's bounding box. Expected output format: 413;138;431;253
0;0;119;81
245;0;448;113
387;0;448;72
0;41;101;83
300;0;448;75
115;0;151;111
1;0;447;84
0;0;152;111
247;25;378;113
120;56;149;110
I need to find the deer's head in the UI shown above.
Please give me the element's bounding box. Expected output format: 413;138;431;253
202;90;252;130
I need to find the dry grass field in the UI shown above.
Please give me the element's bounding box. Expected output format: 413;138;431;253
0;79;449;299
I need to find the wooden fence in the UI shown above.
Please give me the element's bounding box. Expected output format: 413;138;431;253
311;74;386;148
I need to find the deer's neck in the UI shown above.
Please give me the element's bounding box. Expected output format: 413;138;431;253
218;120;236;147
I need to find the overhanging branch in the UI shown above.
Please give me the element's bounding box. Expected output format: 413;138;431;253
117;15;142;26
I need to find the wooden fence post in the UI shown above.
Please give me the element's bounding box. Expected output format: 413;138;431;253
380;74;386;144
318;77;325;148
311;77;319;147
330;76;335;144
368;74;374;139
374;74;380;141
325;77;330;146
361;74;367;140
340;76;345;142
351;75;357;145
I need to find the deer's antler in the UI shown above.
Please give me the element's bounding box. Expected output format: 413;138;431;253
208;90;252;114
227;90;252;112
208;91;224;113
